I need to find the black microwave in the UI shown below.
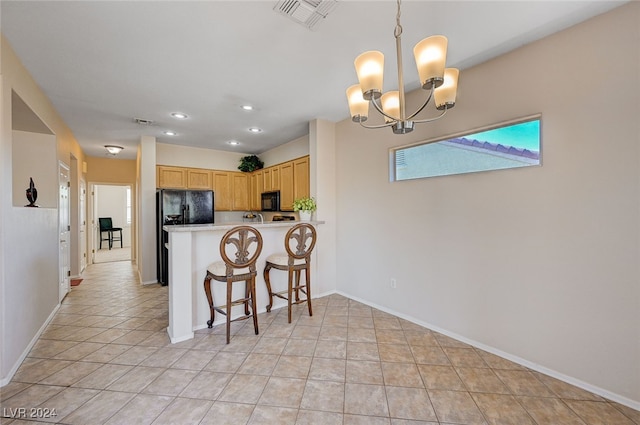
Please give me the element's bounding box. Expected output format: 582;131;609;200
261;191;280;211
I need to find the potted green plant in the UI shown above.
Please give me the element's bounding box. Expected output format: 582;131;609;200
293;196;317;221
238;155;264;172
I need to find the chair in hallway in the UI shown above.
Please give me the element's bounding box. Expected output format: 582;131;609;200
264;223;317;323
98;217;123;250
203;226;263;344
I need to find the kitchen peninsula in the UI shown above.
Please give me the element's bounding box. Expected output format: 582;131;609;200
164;220;323;343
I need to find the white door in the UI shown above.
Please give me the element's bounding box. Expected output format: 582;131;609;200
90;183;97;263
59;163;71;301
80;179;87;272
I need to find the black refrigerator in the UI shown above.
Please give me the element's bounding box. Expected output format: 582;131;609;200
157;189;214;285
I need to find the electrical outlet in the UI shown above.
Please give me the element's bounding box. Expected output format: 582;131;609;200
390;278;397;289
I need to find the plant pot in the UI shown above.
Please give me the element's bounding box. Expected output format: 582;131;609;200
299;211;312;221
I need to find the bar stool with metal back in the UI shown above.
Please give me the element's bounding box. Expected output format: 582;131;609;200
203;226;263;344
264;223;317;323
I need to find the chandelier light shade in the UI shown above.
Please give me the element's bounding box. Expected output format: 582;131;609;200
414;35;448;89
346;84;369;121
354;51;385;100
104;145;124;155
381;91;400;123
346;0;459;134
435;68;460;110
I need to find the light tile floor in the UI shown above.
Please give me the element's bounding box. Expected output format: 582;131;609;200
1;262;638;425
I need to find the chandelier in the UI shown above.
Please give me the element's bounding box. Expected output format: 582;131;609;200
346;0;459;134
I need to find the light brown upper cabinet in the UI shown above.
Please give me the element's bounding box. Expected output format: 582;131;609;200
263;167;273;192
212;171;232;211
211;171;250;211
269;156;309;211
157;155;309;212
262;164;281;193
157;166;187;189
271;165;280;191
232;172;249;211
250;170;264;211
187;168;212;189
279;161;294;211
293;156;310;201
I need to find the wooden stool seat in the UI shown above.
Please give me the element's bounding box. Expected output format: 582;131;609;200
263;223;317;323
203;226;263;344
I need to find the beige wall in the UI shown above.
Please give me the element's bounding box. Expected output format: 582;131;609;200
86;156;136;184
259;135;310;167
1;35;86;384
156;143;245;171
156;136;311;172
12;130;57;207
333;3;639;405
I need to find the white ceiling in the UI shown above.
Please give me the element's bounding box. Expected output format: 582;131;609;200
1;0;626;160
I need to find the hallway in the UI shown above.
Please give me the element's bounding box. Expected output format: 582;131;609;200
1;262;638;424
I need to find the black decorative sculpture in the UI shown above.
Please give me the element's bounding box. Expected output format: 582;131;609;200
25;177;38;207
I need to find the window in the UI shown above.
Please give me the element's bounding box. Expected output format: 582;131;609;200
391;116;541;181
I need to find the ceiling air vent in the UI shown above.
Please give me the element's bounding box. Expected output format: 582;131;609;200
133;118;154;126
274;0;338;31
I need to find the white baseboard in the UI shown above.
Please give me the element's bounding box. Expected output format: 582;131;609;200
0;303;60;387
337;290;640;412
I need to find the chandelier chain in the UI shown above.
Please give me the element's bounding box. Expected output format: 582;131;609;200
394;0;403;38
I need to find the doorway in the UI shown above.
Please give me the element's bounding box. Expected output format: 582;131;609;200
90;183;132;264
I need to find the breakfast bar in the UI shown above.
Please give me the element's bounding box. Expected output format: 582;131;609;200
164;221;323;343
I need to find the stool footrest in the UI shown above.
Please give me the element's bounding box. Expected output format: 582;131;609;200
271;287;308;297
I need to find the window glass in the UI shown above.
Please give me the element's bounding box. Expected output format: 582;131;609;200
392;117;541;181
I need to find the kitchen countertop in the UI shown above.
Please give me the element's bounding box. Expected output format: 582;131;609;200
163;220;324;232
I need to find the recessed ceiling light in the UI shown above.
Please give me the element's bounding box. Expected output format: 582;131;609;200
171;112;188;119
241;105;254;111
248;127;262;133
227;140;240;146
164;131;177;136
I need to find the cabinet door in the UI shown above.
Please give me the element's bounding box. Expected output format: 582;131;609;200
157;166;187;189
293;156;310;200
271;165;280;191
213;171;232;211
279;161;294;211
263;168;272;192
250;170;264;211
232;172;249;211
187;169;212;189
